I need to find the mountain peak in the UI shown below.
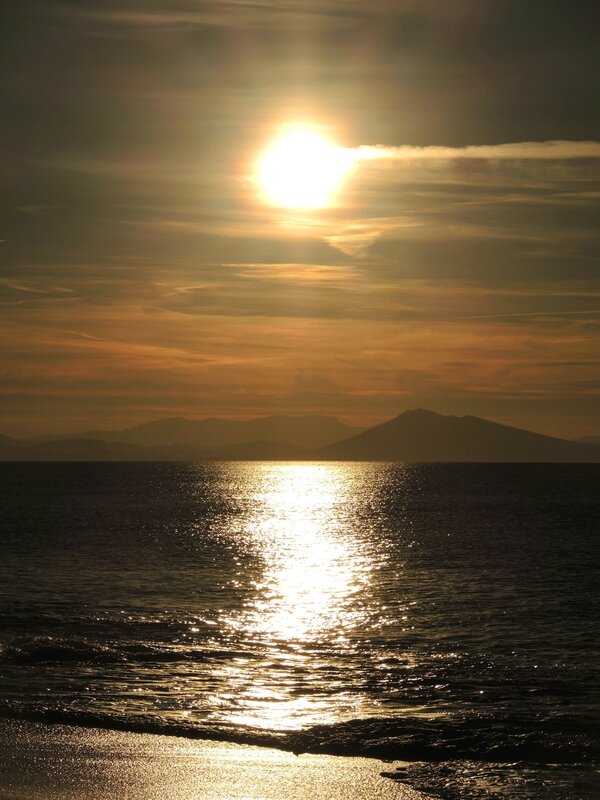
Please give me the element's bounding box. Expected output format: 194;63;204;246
401;408;445;418
323;408;600;462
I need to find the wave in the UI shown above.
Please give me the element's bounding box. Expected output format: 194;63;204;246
0;705;596;767
0;637;252;665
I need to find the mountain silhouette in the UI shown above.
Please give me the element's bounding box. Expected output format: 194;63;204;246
320;409;600;462
45;415;363;450
0;434;24;459
576;435;600;445
2;410;599;462
0;435;307;462
0;437;154;462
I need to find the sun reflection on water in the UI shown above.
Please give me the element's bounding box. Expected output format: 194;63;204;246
239;464;371;643
217;463;379;729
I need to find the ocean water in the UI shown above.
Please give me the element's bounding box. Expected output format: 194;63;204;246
0;462;598;799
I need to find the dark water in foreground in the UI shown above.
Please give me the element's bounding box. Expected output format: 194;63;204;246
0;462;598;799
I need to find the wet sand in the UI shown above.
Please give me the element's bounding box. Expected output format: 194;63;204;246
0;719;428;800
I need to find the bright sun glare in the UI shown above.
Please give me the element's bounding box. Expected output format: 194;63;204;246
257;126;354;210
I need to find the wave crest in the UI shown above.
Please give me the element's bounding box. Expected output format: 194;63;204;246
0;637;249;665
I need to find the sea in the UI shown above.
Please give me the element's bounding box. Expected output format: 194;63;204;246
0;462;598;799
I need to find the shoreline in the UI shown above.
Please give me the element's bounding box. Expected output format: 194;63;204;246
0;717;429;800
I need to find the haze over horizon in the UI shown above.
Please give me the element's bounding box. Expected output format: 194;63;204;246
2;1;599;440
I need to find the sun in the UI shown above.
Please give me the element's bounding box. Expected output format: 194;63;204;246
257;126;354;210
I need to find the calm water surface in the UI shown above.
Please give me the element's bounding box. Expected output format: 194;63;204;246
0;462;598;799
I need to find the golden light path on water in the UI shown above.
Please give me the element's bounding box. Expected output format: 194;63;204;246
215;464;383;731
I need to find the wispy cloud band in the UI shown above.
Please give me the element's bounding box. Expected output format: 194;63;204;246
354;140;600;162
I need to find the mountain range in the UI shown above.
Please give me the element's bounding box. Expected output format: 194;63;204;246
34;415;364;450
1;410;599;462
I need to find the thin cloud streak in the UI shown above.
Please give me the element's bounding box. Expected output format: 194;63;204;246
354;140;600;162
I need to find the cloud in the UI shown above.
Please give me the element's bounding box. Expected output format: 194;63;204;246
42;0;380;33
323;140;600;255
354;140;600;162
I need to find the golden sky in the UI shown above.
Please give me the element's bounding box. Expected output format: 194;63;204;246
1;1;599;438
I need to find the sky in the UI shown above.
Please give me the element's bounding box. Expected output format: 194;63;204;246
1;0;599;438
